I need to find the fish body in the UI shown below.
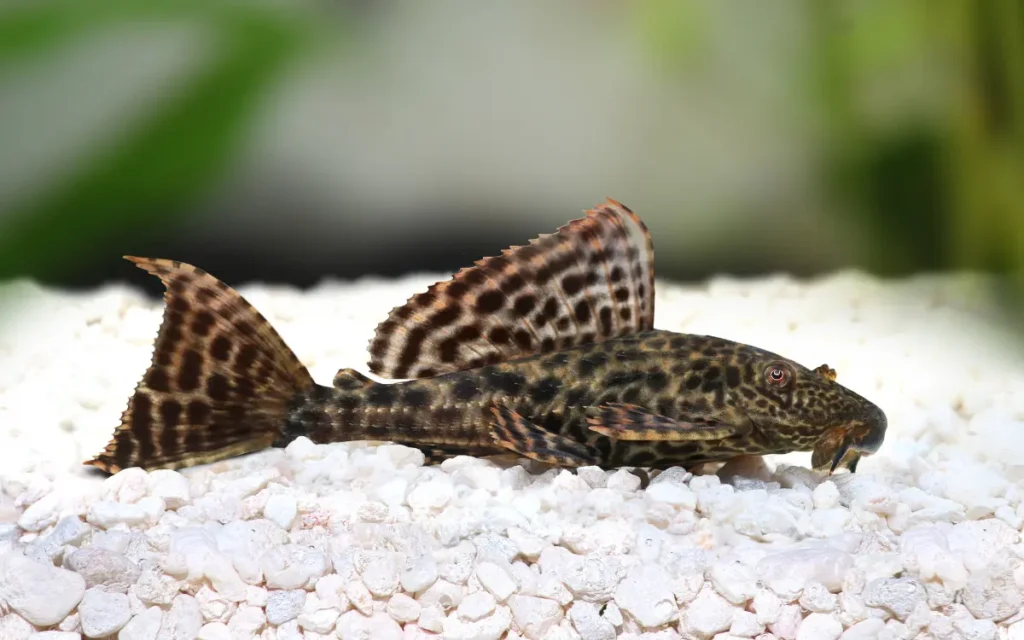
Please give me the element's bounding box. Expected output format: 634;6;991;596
86;200;887;475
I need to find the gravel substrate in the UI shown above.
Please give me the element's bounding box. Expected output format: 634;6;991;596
2;270;1024;640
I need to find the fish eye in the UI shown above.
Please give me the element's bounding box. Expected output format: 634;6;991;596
765;363;792;387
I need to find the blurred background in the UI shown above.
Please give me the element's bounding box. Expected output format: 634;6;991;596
0;0;1021;314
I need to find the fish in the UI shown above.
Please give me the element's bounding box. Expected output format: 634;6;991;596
84;199;887;476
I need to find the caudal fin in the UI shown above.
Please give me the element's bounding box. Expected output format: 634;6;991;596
85;257;317;474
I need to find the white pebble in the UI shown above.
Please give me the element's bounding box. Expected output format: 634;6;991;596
0;614;36;640
476;562;518;602
458;590;496;621
682;585;737;637
265;589;304;625
568;601;615;640
361;554;400;597
645;482;697;509
64;548;141;593
407;476;454;511
862;577;925;621
0;552;86;626
118;606;163;640
196;622;232;640
159;595;203;640
709;558;758;605
28;632;81;640
614;563;677;628
401;555;439;594
796;613;842;640
840;618;885;639
812;481;840;509
508;595;563;639
441;605;512;640
146;469;191;507
226;605;265;638
78;588;131;638
262;495;297;530
387;593;421;623
336;610;403;640
729;610;764;637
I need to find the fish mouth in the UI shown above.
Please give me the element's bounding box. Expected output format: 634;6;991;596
811;406;888;474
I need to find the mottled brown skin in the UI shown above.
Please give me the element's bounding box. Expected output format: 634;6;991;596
282;330;886;472
85;200;887;476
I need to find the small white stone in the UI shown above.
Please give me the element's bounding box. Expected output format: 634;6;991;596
682;585;737;637
839;618;885;640
17;491;63;532
418;604;446;633
0;552;86;626
768;604;802;639
263;494;298;530
576;467;607;488
568;601;615;640
614;563;677;628
458;590;496;621
118;606;163;640
606;469;641;492
709;558;758;605
862;577;925;622
196;622;232;640
361;554;400;597
226;605;265;639
265;589;305;625
401;555;439;594
812;481;840;509
159;595;203;640
336;610;403;640
344;581;373;616
798;582;837;613
65;548;141;594
752;589;782;626
86;501;147;528
78;588;131;638
601;602;622;628
0;613;36;640
387;593;421;623
441;605;512;640
508;595;563;639
729;610;764;637
645;483;697;509
477;562;518;602
796;613;842;640
407;476;455;511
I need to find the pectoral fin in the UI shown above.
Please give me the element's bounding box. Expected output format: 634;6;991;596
489;405;597;467
586;403;750;441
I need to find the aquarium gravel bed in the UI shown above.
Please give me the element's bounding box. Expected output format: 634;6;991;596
2;270;1024;640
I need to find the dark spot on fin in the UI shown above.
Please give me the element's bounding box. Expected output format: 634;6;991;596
366;199;656;380
83;256;317;475
489;404;596;467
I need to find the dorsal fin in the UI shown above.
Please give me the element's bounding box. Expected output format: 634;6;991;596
367;198;655;379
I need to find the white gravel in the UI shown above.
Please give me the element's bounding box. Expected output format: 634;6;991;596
2;269;1024;639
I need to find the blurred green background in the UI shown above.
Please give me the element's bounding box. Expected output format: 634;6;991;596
0;0;1021;316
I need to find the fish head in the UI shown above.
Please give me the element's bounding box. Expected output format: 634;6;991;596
720;341;887;473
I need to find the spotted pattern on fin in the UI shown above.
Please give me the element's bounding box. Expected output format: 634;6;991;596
84;257;316;474
490;405;597;466
586;403;737;441
367;198;655;379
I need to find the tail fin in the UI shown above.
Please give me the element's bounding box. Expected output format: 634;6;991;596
84;257;317;474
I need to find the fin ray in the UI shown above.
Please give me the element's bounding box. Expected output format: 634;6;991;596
368;199;655;379
84;257;316;473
